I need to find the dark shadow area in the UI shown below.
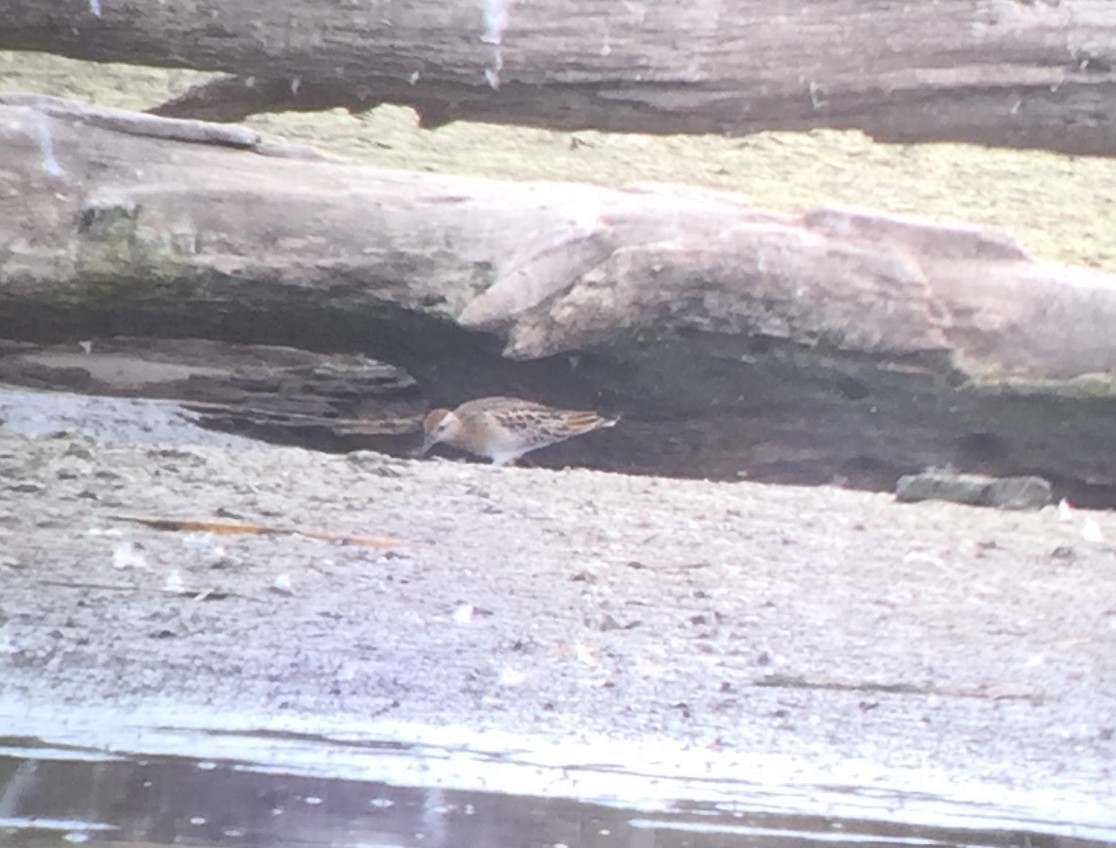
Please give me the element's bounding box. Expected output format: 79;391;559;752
3;294;1115;507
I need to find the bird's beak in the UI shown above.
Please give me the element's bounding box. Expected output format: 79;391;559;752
416;434;434;457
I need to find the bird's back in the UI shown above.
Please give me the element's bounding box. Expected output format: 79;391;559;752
455;397;550;419
457;397;615;449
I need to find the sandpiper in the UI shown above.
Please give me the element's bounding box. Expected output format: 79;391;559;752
418;396;619;466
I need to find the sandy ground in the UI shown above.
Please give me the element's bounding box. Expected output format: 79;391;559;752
1;391;1114;830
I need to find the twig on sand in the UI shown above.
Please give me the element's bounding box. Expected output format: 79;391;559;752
110;515;411;548
754;673;1043;703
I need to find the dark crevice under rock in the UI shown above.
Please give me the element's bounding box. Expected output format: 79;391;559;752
3;324;1114;509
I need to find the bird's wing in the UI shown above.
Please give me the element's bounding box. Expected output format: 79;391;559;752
497;408;607;441
457;397;549;417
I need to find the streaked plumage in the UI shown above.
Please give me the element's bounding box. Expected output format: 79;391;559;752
418;396;619;466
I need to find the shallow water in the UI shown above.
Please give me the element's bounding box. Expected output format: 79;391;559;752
0;713;1111;848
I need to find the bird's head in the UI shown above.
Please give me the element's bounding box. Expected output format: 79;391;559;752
418;408;462;456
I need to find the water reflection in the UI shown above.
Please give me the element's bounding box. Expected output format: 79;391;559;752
0;742;1109;848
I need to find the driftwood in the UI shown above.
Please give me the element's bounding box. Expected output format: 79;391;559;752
0;337;423;449
2;95;1116;501
0;1;1114;156
3;95;1113;375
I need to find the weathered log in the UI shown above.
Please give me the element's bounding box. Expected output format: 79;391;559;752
4;95;1113;375
3;95;1116;502
0;1;1114;156
0;337;423;450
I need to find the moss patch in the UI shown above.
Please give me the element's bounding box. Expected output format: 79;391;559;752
3;51;1114;274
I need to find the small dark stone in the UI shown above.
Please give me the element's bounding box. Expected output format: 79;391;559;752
597;614;620;631
9;482;45;494
64;443;94;460
896;471;1052;510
